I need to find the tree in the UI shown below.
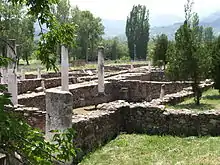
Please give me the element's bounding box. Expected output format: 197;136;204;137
70;8;104;62
166;0;210;105
203;27;214;42
126;5;150;60
152;34;168;69
103;37;129;61
211;36;220;92
52;0;71;63
0;1;35;65
0;0;78;164
19;15;35;65
54;0;71;24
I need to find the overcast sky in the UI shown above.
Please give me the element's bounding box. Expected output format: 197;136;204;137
70;0;220;20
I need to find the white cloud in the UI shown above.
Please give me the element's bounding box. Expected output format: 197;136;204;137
69;0;220;20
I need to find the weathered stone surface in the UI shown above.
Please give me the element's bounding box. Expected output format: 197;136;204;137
17;77;77;94
17;79;198;111
45;88;73;140
14;79;216;163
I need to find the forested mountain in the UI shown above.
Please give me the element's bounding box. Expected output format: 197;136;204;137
91;11;220;40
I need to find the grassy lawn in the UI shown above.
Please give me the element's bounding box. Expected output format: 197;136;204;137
167;89;220;111
80;134;220;165
18;59;148;74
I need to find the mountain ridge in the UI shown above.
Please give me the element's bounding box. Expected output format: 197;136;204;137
102;11;220;40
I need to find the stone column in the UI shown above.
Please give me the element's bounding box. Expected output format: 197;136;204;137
130;64;134;71
45;88;73;140
41;79;46;92
61;45;69;91
37;67;41;79
148;60;152;72
97;46;105;94
1;68;8;84
7;39;18;105
160;84;165;99
20;69;25;81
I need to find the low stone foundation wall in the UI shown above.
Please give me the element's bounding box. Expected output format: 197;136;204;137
23;64;148;79
150;70;166;81
18;77;77;94
70;82;214;158
125;104;220;136
15;81;216;164
18;80;192;110
114;80;191;102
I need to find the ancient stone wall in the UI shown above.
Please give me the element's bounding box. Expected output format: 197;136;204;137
18;92;45;110
15;81;216;163
18;77;77;94
125;105;220;136
18;80;192;110
149;70;166;81
113;80;191;102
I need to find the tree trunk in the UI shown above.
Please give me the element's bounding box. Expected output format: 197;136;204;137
25;54;29;65
192;82;201;105
196;92;200;105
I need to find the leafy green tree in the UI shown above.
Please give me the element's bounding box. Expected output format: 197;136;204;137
0;1;35;65
19;16;35;65
71;7;104;62
211;36;220;92
52;0;71;63
54;0;71;24
152;34;168;68
103;37;129;61
126;5;150;60
166;0;210;105
203;27;214;42
202;26;214;78
0;0;78;164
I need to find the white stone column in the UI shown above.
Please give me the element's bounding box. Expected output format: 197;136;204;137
1;68;8;84
37;67;41;79
160;84;165;99
8;69;18;105
20;69;25;81
41;79;46;92
7;39;18;105
61;45;69;91
45;89;73;140
97;46;105;94
148;60;152;72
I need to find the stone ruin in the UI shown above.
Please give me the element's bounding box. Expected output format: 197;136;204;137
1;44;216;164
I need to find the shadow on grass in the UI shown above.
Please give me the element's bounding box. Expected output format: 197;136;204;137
203;95;220;100
173;103;215;111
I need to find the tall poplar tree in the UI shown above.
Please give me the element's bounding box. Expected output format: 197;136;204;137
126;5;150;60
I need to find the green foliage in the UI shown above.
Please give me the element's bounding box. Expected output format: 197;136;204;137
103;37;129;61
166;0;210;105
36;22;77;71
70;7;104;62
126;4;150;60
19;15;35;65
167;89;220;111
211;36;220;92
0;83;77;164
152;34;168;68
203;27;214;42
53;0;71;24
0;0;35;65
80;134;220;165
0;0;78;164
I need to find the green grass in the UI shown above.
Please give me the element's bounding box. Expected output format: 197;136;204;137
80;134;220;165
18;60;148;74
167;89;220;111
